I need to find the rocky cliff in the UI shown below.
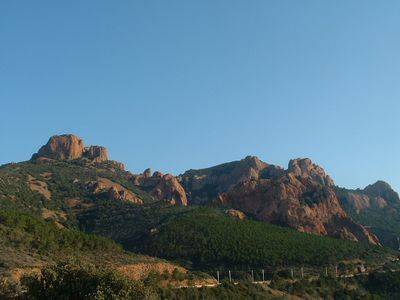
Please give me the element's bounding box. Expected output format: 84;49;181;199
32;134;85;161
130;169;188;206
337;181;400;248
338;181;399;214
31;134;124;170
181;157;379;244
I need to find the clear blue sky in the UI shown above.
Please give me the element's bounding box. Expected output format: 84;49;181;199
1;1;400;191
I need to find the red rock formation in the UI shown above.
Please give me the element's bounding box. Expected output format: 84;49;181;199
184;156;379;245
181;156;280;205
32;134;84;160
31;134;124;170
131;170;188;206
86;177;143;204
288;158;334;186
338;181;397;214
364;181;400;204
341;193;372;213
84;146;109;163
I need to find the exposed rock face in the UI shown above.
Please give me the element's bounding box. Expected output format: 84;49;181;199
86;177;143;204
84;146;109;163
32;134;84;160
288;158;334;186
181;156;279;205
338;181;398;214
341;193;372;213
364;181;400;204
183;156;379;245
131;170;188;206
27;174;51;200
31;134;124;170
336;181;399;249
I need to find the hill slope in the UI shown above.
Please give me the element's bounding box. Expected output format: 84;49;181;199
0;209;183;295
337;181;400;249
136;208;389;270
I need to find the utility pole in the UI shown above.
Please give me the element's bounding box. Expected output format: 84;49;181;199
251;270;254;282
217;271;220;283
229;270;232;282
262;269;265;282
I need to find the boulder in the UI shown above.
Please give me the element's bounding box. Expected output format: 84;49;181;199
225;209;246;220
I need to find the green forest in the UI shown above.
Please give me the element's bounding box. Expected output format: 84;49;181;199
139;208;389;269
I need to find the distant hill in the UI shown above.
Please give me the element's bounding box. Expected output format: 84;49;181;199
337;181;400;249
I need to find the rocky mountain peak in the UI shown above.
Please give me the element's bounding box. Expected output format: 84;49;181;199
31;134;123;169
288;158;334;186
84;145;109;163
364;180;400;203
32;134;84;161
243;155;268;170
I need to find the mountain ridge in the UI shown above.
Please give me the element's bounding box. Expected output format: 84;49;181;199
19;133;395;246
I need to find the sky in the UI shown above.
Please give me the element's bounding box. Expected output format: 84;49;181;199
1;1;400;191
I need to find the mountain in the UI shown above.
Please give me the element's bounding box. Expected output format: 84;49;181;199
337;181;400;249
181;156;378;244
0;134;384;246
1;133;399;297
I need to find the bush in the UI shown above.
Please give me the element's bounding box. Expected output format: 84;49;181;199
22;262;154;299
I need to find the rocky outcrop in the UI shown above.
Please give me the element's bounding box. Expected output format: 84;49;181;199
32;134;84;160
338;181;398;214
336;181;400;249
364;181;400;204
225;209;246;220
288;158;334;186
181;156;277;205
340;193;372;213
27;174;51;200
84;146;109;163
86;177;143;204
131;170;188;206
31;134;124;170
183;156;379;245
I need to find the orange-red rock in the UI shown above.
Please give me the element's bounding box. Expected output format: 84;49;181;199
131;171;188;206
31;134;125;170
86;177;143;204
84;146;109;163
32;134;84;160
183;156;379;245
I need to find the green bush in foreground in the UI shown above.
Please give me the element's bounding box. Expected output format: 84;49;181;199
22;262;155;300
